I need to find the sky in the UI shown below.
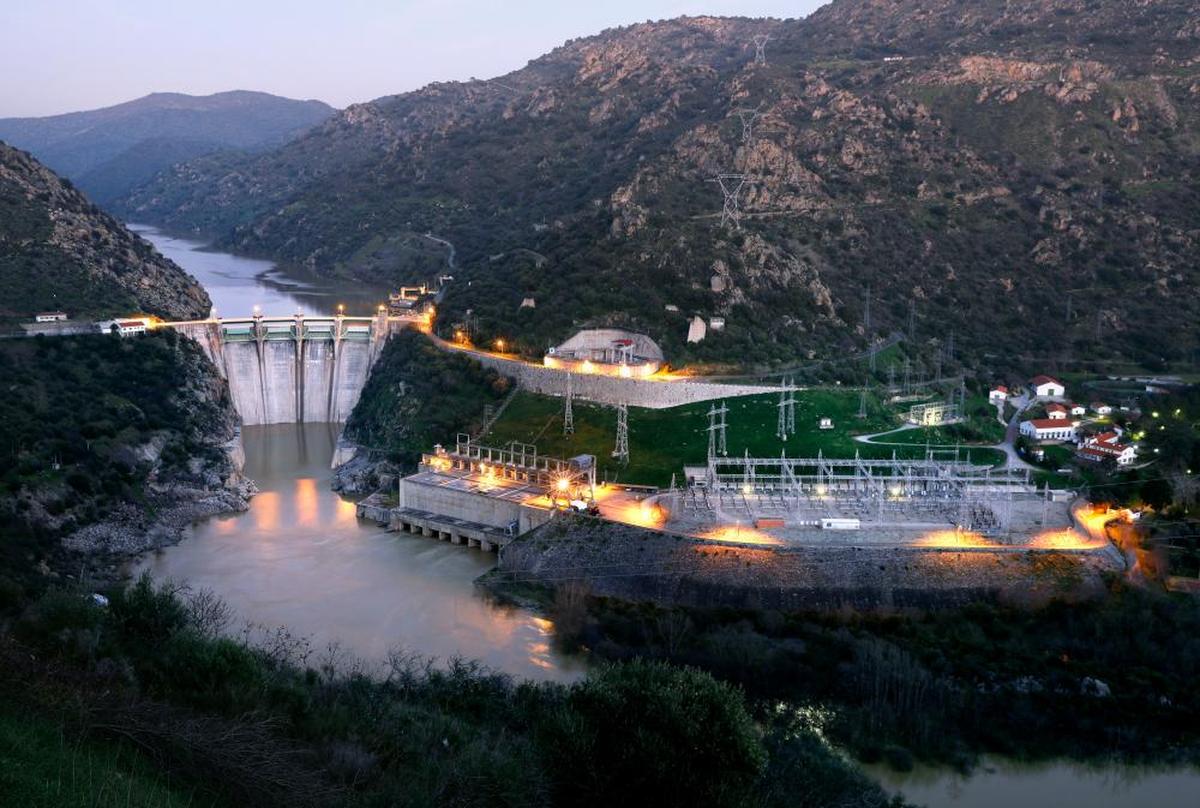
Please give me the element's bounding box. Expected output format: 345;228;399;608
2;0;829;118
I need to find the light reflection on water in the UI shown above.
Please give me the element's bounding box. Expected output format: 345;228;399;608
131;423;583;683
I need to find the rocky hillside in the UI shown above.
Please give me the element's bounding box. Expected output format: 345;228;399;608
0;91;333;204
0;143;211;323
121;1;1200;371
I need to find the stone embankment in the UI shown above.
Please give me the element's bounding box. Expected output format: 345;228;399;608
437;341;774;409
488;517;1125;611
62;433;255;557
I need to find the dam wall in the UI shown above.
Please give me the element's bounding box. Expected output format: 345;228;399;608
168;315;408;425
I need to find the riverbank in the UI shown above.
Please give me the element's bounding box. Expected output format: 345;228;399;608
483;515;1124;612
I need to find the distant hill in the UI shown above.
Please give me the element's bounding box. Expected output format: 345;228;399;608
0;142;210;323
0;91;333;204
119;1;1200;372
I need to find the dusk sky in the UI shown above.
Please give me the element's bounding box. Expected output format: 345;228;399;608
2;1;827;118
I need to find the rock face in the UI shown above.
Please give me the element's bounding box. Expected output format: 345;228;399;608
0;143;211;322
121;0;1200;368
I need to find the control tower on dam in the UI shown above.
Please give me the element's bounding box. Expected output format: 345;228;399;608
167;312;414;425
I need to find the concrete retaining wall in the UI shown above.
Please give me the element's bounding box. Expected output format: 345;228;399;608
453;348;774;409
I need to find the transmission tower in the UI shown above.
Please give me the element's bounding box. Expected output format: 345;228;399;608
752;34;770;66
735;106;761;144
907;298;917;342
563;372;575;436
887;364;897;393
776;384;788;441
785;378;796;434
902;357;912;394
612;402;629;464
710;174;748;229
857;387;869;419
707;401;729;458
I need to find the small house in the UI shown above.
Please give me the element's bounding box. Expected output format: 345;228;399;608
1045;403;1068;420
988;385;1009;404
818;417;834;430
1069;403;1087;417
1030;375;1065;399
35;311;68;323
1091;402;1113;415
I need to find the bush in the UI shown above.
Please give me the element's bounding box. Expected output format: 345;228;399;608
545;660;765;807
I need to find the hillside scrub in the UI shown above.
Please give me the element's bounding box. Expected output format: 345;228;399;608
343;329;512;467
542;581;1200;770
1;575;904;808
0;331;239;591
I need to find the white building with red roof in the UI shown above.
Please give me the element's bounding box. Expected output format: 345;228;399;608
988;385;1009;404
1030;375;1065;399
1020;418;1076;443
1076;431;1138;466
1045;403;1069;420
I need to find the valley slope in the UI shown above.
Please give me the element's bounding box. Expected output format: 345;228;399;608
121;0;1200;371
0;142;211;322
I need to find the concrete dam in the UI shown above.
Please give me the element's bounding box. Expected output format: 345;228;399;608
169;313;409;425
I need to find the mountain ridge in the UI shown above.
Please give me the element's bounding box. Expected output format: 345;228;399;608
0;91;334;204
118;0;1200;371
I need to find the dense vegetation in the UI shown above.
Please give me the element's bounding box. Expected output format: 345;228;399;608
343;330;513;467
0;331;233;588
0;576;903;807
541;580;1200;771
120;0;1200;371
0;143;211;324
0;91;333;204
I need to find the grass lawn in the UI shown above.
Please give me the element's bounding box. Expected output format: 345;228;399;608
483;389;1003;487
0;709;222;807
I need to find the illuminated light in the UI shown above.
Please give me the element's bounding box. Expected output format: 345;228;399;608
1152;411;1160;418
495;339;505;352
742;483;753;495
914;529;994;548
815;485;827;497
619;364;632;378
696;525;782;546
555;477;570;493
581;360;595;374
1028;529;1104;550
889;486;904;498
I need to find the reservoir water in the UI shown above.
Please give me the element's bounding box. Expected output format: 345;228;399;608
129;224;393;318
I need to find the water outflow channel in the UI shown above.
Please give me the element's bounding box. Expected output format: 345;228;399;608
130;227;581;682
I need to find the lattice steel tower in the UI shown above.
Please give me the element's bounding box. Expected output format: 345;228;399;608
612;402;629;464
563;372;575;436
711;174;748;229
